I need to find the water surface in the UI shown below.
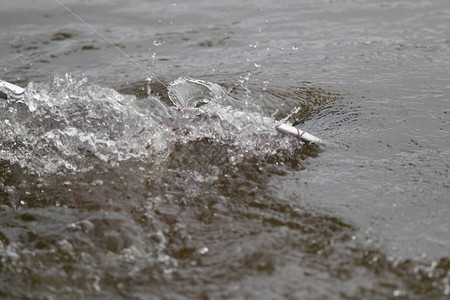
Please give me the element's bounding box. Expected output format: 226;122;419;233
1;0;449;299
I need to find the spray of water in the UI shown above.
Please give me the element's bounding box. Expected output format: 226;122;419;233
0;74;302;175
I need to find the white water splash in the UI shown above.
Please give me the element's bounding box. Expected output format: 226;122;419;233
0;74;299;175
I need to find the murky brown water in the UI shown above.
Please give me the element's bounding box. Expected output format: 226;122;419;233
1;0;450;299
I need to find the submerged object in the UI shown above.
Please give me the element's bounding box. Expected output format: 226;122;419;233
0;79;25;99
275;123;327;146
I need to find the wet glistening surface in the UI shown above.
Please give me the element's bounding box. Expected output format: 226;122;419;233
1;0;449;299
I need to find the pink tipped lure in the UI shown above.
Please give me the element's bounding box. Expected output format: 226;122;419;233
275;123;327;146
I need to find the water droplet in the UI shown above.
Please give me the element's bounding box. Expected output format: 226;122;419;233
199;247;208;255
393;290;406;297
250;41;259;48
91;179;104;186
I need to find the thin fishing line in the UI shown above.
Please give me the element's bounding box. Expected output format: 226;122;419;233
55;0;167;87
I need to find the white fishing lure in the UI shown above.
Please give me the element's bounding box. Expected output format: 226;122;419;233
0;79;25;97
275;123;327;146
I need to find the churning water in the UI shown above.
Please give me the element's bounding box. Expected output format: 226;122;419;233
1;0;450;299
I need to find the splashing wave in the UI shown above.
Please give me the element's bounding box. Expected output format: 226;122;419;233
0;74;303;175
